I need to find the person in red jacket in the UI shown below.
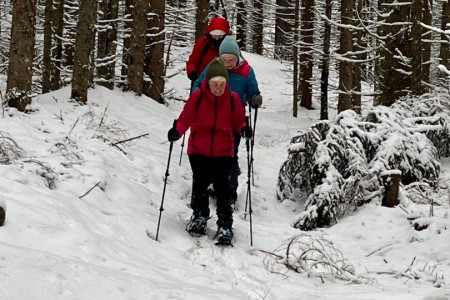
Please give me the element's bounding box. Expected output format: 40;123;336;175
168;59;252;245
186;17;231;86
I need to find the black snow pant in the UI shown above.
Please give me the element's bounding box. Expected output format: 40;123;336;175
189;154;234;229
229;130;242;202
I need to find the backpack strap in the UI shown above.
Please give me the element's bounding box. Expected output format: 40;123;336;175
195;92;203;111
196;37;210;72
230;91;234;112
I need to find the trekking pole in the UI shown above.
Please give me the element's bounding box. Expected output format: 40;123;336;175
245;105;253;214
250;107;258;186
155;119;177;241
179;134;185;166
244;116;254;246
179;83;195;166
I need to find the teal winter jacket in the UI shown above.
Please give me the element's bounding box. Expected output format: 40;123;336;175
193;58;260;106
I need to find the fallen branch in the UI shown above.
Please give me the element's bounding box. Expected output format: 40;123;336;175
98;103;110;128
372;270;417;280
68;117;80;136
366;241;401;257
258;249;284;259
79;181;103;199
53;110;63;122
113;144;128;156
111;133;149;146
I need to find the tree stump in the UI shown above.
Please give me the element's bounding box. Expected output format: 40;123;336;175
0;206;5;226
380;170;402;207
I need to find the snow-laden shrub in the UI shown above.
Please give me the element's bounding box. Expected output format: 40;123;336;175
391;92;450;158
0;132;25;164
262;232;367;283
277;121;330;203
278;95;448;231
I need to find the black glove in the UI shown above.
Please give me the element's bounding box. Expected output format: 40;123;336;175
241;125;253;139
168;127;180;142
251;94;262;108
188;71;198;82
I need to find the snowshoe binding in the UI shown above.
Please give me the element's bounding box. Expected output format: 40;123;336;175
216;227;234;246
186;215;208;236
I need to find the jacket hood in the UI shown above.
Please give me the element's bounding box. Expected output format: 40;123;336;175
205;17;231;35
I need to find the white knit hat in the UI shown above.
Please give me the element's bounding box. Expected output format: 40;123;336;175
210;29;226;36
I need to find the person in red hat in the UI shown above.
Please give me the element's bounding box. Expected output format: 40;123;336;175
186;17;232;88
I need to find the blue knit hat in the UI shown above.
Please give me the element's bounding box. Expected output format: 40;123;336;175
219;36;240;60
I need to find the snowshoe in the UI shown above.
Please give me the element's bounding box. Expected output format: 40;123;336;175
186;215;208;235
216;227;234;246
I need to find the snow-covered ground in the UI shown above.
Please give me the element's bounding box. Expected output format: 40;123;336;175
0;48;449;299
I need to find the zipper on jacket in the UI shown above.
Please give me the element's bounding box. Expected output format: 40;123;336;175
210;96;218;157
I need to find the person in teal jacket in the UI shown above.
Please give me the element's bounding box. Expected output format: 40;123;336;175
193;36;262;204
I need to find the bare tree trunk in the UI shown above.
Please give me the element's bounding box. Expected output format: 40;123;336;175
97;0;119;90
195;0;210;40
144;0;165;103
121;0;133;84
320;0;332;120
410;0;423;95
299;0;313;109
7;0;36;111
373;0;383;106
439;1;450;83
352;0;363;114
167;0;188;45
337;0;353;113
236;0;247;50
51;0;64;90
275;0;292;60
63;1;77;68
375;1;411;106
253;0;264;54
42;0;53;93
292;0;299;117
217;0;227;19
127;0;149;95
422;0;432;87
71;0;97;103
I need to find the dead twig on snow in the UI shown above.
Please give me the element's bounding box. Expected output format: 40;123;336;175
79;181;103;199
111;133;149;146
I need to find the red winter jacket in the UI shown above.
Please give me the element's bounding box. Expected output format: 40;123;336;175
176;80;246;158
186;17;232;77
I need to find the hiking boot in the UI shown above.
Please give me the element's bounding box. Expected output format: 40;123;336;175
216;227;233;245
186;215;208;235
